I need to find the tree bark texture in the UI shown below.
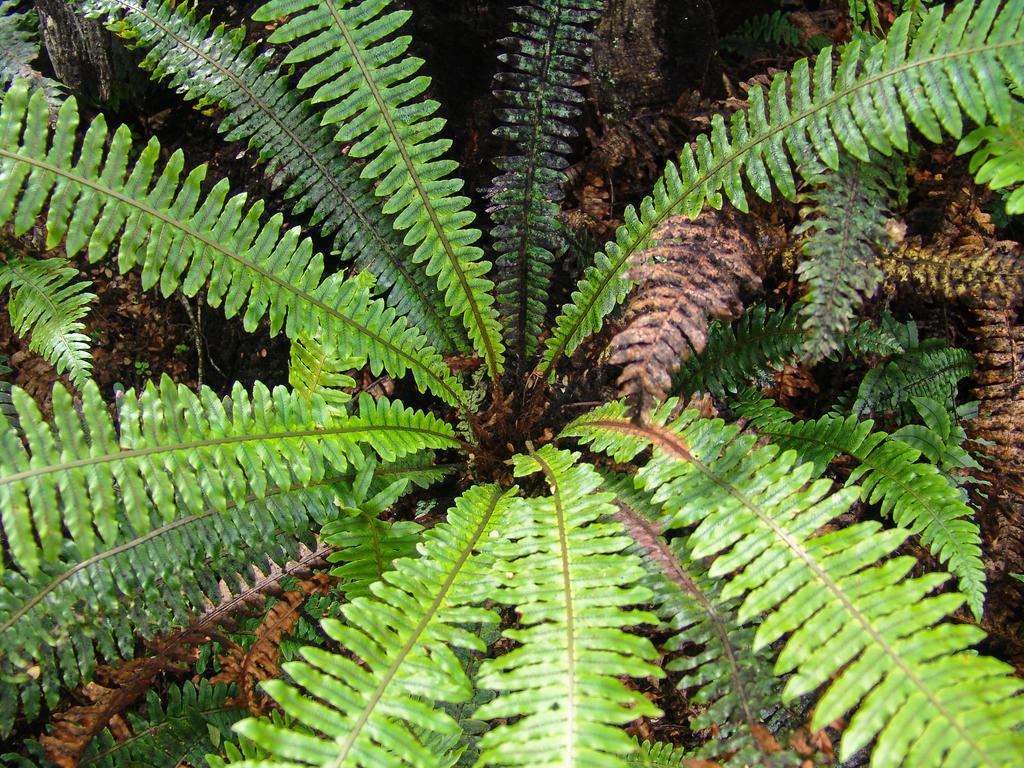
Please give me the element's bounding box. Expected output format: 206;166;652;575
34;0;147;106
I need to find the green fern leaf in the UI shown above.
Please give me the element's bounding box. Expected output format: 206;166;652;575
0;81;468;409
538;0;1024;378
608;476;793;767
80;0;465;352
957;98;1024;214
794;155;900;362
0;378;457;730
323;458;422;599
252;0;504;379
0;255;95;387
229;484;518;768
488;0;603;361
81;681;244;768
734;392;986;617
626;740;690;766
0;355;13;428
566;402;1024;767
289;336;360;410
474;445;661;768
850;319;974;419
676;303;901;399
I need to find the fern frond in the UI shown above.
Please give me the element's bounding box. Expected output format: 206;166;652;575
720;11;803;52
0;82;468;409
538;0;1024;379
608;478;792;767
323;458;422;600
676;303;901;399
80;0;464;352
0;2;62;104
474;445;661;768
968;305;1024;479
289;336;359;410
957;98;1024;214
794;155;898;362
0;355;13;428
229;484;518;768
0;379;457;729
608;211;760;411
734;392;986;617
80;681;244;767
626;740;690;766
879;237;1024;303
565;401;1024;767
0;255;95;387
850;320;974;419
488;0;603;361
252;0;504;379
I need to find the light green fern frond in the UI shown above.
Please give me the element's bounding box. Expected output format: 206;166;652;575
80;681;244;768
734;392;986;617
252;0;504;379
229;484;518;768
957;98;1024;214
626;740;689;766
0;378;457;731
0;255;95;386
474;445;661;768
0;81;468;409
538;0;1024;378
289;335;360;410
566;400;1024;767
79;0;464;352
0;355;12;428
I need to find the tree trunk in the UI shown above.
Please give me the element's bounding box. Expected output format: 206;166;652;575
592;0;721;119
34;0;147;107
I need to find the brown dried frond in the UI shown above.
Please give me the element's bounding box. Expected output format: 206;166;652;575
878;237;1024;305
968;305;1024;479
213;572;334;716
609;210;761;412
40;628;210;768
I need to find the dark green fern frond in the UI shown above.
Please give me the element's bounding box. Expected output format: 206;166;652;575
720;11;804;53
80;681;244;768
957;98;1024;214
608;477;792;767
252;0;504;380
0;255;95;387
0;356;13;428
676;303;901;398
538;0;1024;379
230;485;518;768
0;82;468;409
850;318;974;419
80;0;464;352
565;400;1024;767
734;392;986;617
0;379;458;731
0;2;62;103
487;0;603;361
474;446;661;768
794;155;900;362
